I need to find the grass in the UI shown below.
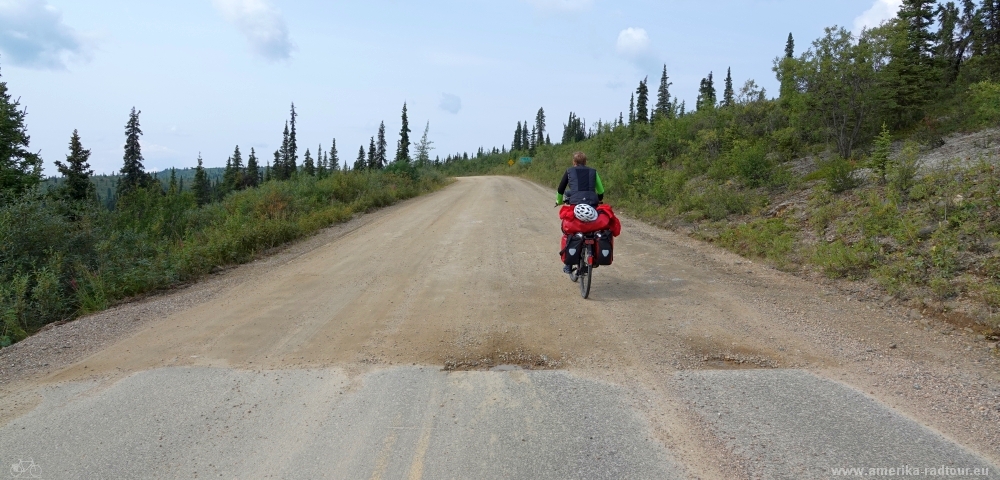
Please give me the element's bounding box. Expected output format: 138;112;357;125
1;168;448;347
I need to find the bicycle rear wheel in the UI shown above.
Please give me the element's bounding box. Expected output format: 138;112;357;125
580;247;592;299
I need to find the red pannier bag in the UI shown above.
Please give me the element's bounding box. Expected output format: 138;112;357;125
559;204;622;237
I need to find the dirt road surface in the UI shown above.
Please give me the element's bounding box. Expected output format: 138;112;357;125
2;176;998;479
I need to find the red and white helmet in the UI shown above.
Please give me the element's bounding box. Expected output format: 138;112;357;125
574;204;599;222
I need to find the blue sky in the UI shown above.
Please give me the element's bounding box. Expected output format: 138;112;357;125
0;0;902;175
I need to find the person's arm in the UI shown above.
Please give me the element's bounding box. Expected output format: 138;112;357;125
595;173;605;201
557;170;569;204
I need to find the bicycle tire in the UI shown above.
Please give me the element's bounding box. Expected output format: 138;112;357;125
580;247;592;299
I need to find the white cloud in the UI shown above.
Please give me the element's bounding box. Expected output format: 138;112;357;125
523;0;594;13
0;0;89;70
212;0;293;61
616;27;650;58
853;0;902;35
440;93;461;114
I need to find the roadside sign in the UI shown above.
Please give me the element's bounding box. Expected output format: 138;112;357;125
508;159;515;166
519;157;532;164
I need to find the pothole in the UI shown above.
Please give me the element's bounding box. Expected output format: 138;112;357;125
443;331;564;371
443;348;563;371
700;352;778;370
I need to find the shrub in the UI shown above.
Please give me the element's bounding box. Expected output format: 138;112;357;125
818;156;861;193
968;81;1000;127
869;124;892;184
728;140;777;189
813;241;875;279
718;218;796;264
890;142;922;201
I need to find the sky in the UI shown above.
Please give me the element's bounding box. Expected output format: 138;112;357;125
0;0;904;176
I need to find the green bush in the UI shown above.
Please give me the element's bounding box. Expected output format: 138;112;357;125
890;143;922;201
813;241;875;279
730;140;778;189
818;156;861;193
968;81;1000;127
718;218;796;264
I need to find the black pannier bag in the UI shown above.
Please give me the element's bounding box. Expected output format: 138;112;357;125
561;233;584;266
594;231;614;265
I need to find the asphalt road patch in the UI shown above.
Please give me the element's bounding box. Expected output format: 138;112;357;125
0;366;686;479
675;369;997;478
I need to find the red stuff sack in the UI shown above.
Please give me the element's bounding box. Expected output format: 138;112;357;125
596;204;622;237
562;215;610;234
559;205;576;221
559;204;621;236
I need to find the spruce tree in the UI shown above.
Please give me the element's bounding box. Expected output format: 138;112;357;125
246;148;260;188
226;145;244;191
870;123;892;184
330;139;339;172
628;93;635;124
317;144;327;178
534;108;546;146
272;150;281;181
723;67;735;107
168;168;178;195
354;146;366;171
231;145;243;171
654;65;672;121
193;153;211;206
892;0;940;124
936;2;963;84
276;122;290;180
697;72;717;110
287;103;298;175
529;125;537;155
521;120;530;150
303;149;315;176
368;137;377;170
376;122;387;168
395;102;411;164
117;107;152;197
222;156;235;195
54;129;95;202
779;33;798;100
0;66;42;200
984;0;1000;71
635;77;649;123
546;134;551;145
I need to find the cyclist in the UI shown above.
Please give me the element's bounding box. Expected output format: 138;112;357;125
557;151;604;207
558;152;605;274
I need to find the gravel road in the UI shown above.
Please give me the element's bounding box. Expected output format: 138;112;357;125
1;176;998;479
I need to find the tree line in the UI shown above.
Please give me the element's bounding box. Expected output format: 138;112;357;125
1;78;440;210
